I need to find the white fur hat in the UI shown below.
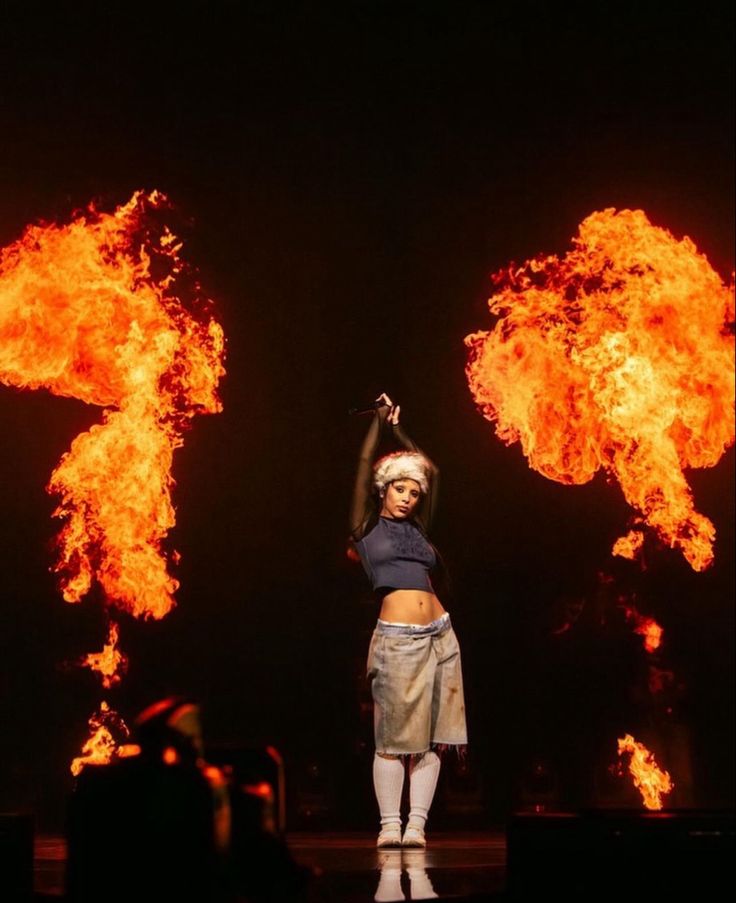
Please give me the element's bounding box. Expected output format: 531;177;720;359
373;451;430;495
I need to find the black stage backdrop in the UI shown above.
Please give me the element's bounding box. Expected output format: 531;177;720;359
1;1;733;829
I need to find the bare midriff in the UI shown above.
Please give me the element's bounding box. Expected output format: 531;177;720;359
379;589;446;625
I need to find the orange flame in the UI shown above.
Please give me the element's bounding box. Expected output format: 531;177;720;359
618;599;663;652
466;209;734;571
617;733;674;810
637;618;662;653
0;190;225;617
70;702;129;776
80;621;128;687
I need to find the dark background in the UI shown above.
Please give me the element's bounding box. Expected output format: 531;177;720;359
1;1;733;830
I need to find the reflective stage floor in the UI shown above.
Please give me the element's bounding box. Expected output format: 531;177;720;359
34;831;508;901
289;832;507;901
33;811;733;900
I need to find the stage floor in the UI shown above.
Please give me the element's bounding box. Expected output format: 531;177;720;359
34;831;507;900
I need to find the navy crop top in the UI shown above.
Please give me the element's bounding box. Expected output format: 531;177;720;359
349;408;441;599
355;516;436;594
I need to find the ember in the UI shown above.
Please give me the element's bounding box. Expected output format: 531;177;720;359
619;599;663;653
80;622;128;687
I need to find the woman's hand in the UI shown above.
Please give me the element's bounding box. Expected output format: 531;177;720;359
376;392;400;425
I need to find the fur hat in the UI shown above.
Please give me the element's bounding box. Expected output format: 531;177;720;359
373;451;430;495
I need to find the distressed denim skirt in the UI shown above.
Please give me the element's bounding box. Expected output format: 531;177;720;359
366;612;468;756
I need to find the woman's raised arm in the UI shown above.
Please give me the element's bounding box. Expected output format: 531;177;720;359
349;393;393;541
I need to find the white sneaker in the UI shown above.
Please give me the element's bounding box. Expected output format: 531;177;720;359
376;825;402;848
401;824;426;847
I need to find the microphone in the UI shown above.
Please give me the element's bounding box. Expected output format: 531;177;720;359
348;400;388;416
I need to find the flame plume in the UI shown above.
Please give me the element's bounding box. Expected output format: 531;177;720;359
466;209;734;571
70;702;130;776
617;733;674;810
1;192;225;770
0;190;225;618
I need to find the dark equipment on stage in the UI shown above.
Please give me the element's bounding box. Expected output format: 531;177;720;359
66;697;225;901
66;746;221;901
66;697;310;902
206;744;286;838
0;812;34;902
506;809;734;898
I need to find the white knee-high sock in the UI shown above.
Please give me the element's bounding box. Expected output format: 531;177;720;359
373;754;405;828
408;751;441;828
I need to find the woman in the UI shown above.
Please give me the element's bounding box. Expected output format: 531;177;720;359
350;393;467;849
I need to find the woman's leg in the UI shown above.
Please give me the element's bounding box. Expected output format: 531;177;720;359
404;750;441;846
373;752;405;847
369;628;436;846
